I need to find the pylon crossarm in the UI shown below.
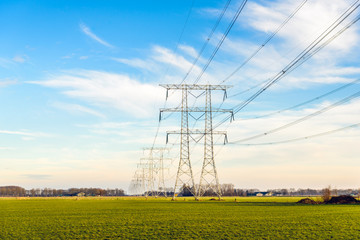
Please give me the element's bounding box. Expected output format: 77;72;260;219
160;107;232;113
159;84;232;91
167;130;227;135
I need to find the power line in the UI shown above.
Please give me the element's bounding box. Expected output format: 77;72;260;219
219;0;308;84
164;0;232;108
180;0;232;85
227;79;269;98
213;0;360;129
242;78;360;120
151;0;197;148
176;0;196;54
163;0;240;121
232;1;360;114
230;89;360;144
229;122;360;146
130;1;198;193
193;0;248;84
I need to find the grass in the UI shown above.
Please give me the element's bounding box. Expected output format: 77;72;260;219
1;197;360;239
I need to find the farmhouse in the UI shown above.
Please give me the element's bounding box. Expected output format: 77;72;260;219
253;192;273;197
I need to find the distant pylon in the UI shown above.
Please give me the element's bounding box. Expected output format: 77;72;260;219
160;84;233;200
140;147;170;197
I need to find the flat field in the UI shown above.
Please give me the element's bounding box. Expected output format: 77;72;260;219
1;197;360;239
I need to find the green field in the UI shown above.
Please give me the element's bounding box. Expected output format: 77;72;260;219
1;197;360;239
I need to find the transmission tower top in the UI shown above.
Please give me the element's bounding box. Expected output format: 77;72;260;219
160;84;232;101
159;84;232;90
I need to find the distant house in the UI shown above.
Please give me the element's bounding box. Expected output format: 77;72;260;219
77;192;85;197
265;192;273;197
253;192;273;197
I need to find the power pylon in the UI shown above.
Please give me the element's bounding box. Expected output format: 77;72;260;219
138;147;170;197
160;84;233;200
128;167;146;196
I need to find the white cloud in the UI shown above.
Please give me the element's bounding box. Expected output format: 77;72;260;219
112;57;158;72
61;54;74;59
80;23;114;48
0;147;13;150
112;45;212;84
0;130;50;137
29;70;164;118
245;0;358;52
0;78;17;87
0;58;15;68
77;121;139;130
208;0;360;88
13;55;28;63
179;44;198;58
52;102;106;118
198;7;222;17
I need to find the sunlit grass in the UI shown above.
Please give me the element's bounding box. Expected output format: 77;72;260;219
0;196;359;239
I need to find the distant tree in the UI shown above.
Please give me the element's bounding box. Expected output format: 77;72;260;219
30;188;36;197
280;189;289;196
179;184;193;196
221;184;235;196
322;186;332;202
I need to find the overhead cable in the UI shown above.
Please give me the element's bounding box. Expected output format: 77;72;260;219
213;1;360;129
229;122;360;146
220;0;308;84
193;0;248;84
243;78;360;120
180;0;232;85
230;90;360;143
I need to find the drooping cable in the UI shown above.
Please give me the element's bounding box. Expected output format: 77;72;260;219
242;78;360;120
220;0;308;84
230;90;360;144
193;0;248;84
180;0;232;85
151;0;197;150
229;122;360;146
213;1;360;130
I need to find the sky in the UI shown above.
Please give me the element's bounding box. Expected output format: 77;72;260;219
1;0;360;191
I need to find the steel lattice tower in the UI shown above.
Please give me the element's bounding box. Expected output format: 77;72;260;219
198;88;221;198
173;86;197;199
140;147;170;197
160;84;233;200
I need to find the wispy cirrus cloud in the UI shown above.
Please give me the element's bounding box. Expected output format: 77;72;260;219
21;174;52;180
244;0;359;52
0;147;13;150
0;130;50;137
0;57;15;68
52;101;106;118
28;70;164;118
13;54;29;63
112;57;158;72
0;78;17;87
80;23;114;48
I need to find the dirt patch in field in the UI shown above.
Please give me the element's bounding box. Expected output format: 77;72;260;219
297;198;317;204
325;195;359;204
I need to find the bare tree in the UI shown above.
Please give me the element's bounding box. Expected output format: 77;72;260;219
322;186;331;202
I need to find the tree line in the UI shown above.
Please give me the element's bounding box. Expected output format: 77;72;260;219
1;185;358;197
177;184;360;197
0;186;125;197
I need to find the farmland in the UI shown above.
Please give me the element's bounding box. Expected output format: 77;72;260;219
1;197;360;239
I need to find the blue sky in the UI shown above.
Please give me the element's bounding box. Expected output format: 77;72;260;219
1;0;360;191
